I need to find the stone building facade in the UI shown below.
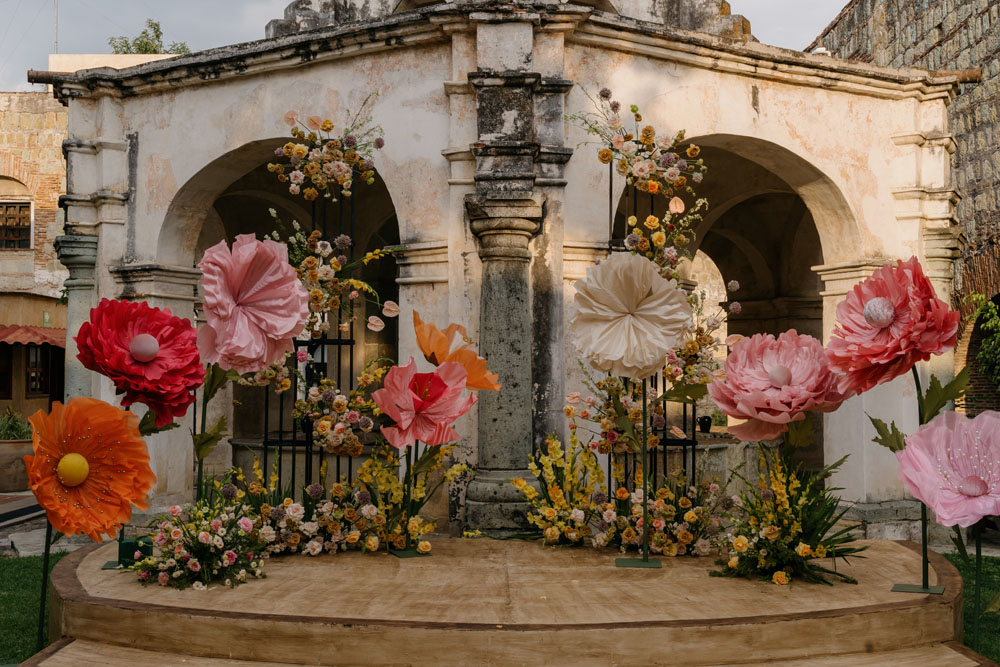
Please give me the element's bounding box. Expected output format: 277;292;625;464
809;0;1000;414
34;0;965;533
0;93;68;418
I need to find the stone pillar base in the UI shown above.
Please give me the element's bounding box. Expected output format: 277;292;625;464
841;499;954;545
464;470;539;534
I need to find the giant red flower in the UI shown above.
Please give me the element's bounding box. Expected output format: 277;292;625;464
708;330;850;441
25;398;156;541
826;257;959;394
198;234;309;374
76;299;204;427
371;359;477;449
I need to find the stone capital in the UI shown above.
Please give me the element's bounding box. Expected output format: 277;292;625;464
55;234;99;287
466;193;545;262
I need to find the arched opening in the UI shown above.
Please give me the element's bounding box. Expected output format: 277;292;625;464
159;139;400;483
957;294;1000;416
611;135;861;470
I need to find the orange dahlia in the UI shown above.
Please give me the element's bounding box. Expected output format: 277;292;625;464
24;398;156;541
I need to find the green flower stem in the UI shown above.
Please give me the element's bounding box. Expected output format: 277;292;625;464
35;520;52;652
641;378;649;562
975;524;982;651
912;365;930;590
196;363;210;502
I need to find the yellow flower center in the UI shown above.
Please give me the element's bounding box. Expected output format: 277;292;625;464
57;453;89;487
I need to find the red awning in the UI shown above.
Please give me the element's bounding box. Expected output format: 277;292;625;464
0;325;66;347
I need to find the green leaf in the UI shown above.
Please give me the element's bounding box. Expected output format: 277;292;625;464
785;419;814;450
137;410;180;437
919;367;970;424
654;382;708;405
192;416;228;462
867;415;906;452
203;363;240;404
986;591;1000;615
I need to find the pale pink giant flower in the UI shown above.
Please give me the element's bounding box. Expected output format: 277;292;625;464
198;234;309;374
708;330;850;441
372;359;477;450
826;257;959;394
898;410;1000;527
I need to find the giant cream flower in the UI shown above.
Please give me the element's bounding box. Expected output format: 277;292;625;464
570;252;692;380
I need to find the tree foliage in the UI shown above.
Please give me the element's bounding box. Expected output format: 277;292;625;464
108;19;190;55
968;293;1000;392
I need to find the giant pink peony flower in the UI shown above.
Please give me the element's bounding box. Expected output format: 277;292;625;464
898;410;1000;527
708;330;850;441
372;359;477;449
826;257;959;394
197;234;309;374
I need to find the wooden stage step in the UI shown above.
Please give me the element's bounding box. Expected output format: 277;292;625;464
26;638;996;666
36;538;995;666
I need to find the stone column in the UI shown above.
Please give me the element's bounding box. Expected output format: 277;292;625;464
462;62;547;531
464;196;544;530
54;235;98;401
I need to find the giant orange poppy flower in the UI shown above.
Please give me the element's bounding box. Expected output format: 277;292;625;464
413;311;500;391
24;398;156;541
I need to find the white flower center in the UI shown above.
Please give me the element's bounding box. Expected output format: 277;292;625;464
768;365;792;388
957;475;989;497
863;297;895;328
129;333;160;363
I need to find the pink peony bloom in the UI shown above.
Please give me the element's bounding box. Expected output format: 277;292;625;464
826;257;959;394
897;410;1000;527
169;505;182;517
157;571;170;586
188;559;201;573
372;359;477;449
708;330;850;441
198;234;309;374
238;517;254;534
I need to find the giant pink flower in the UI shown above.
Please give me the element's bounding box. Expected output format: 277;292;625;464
898;410;1000;527
197;234;309;374
372;359;477;449
826;257;959;394
708;330;850;441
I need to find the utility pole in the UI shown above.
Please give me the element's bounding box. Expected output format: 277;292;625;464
53;0;58;53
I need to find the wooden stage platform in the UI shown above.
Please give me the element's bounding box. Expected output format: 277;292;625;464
26;538;997;666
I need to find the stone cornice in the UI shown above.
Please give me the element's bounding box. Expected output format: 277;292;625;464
29;2;960;105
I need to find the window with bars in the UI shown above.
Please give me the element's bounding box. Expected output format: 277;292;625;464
0;202;31;249
25;344;50;396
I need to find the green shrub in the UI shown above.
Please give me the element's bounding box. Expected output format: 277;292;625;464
0;407;32;440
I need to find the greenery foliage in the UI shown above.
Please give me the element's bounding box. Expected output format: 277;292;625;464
0;406;32;440
108;19;190;55
0;552;68;664
969;293;1000;393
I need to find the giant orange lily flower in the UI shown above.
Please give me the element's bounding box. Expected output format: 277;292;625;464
24;398;156;541
413;311;501;391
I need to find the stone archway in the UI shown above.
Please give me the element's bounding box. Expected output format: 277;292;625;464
611;134;863;469
155;138;402;478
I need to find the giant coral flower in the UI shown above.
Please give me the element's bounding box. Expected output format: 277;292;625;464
24;398;156;541
413;311;500;391
198;234;309;374
372;359;477;449
826;257;959;394
708;330;850;441
570;252;692;380
76;299;204;427
898;410;1000;527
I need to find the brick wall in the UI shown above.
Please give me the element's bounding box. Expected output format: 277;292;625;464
811;0;1000;401
0;92;67;297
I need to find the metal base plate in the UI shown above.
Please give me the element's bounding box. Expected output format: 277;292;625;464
615;557;662;569
390;548;430;559
891;583;945;595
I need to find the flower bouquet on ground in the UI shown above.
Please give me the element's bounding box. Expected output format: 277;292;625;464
594;465;725;557
511;432;607;545
715;427;863;586
132;490;265;590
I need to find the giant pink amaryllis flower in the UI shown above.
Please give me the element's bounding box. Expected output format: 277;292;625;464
898;410;1000;527
826;257;959;394
372;359;477;449
708;330;850;441
197;234;309;374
